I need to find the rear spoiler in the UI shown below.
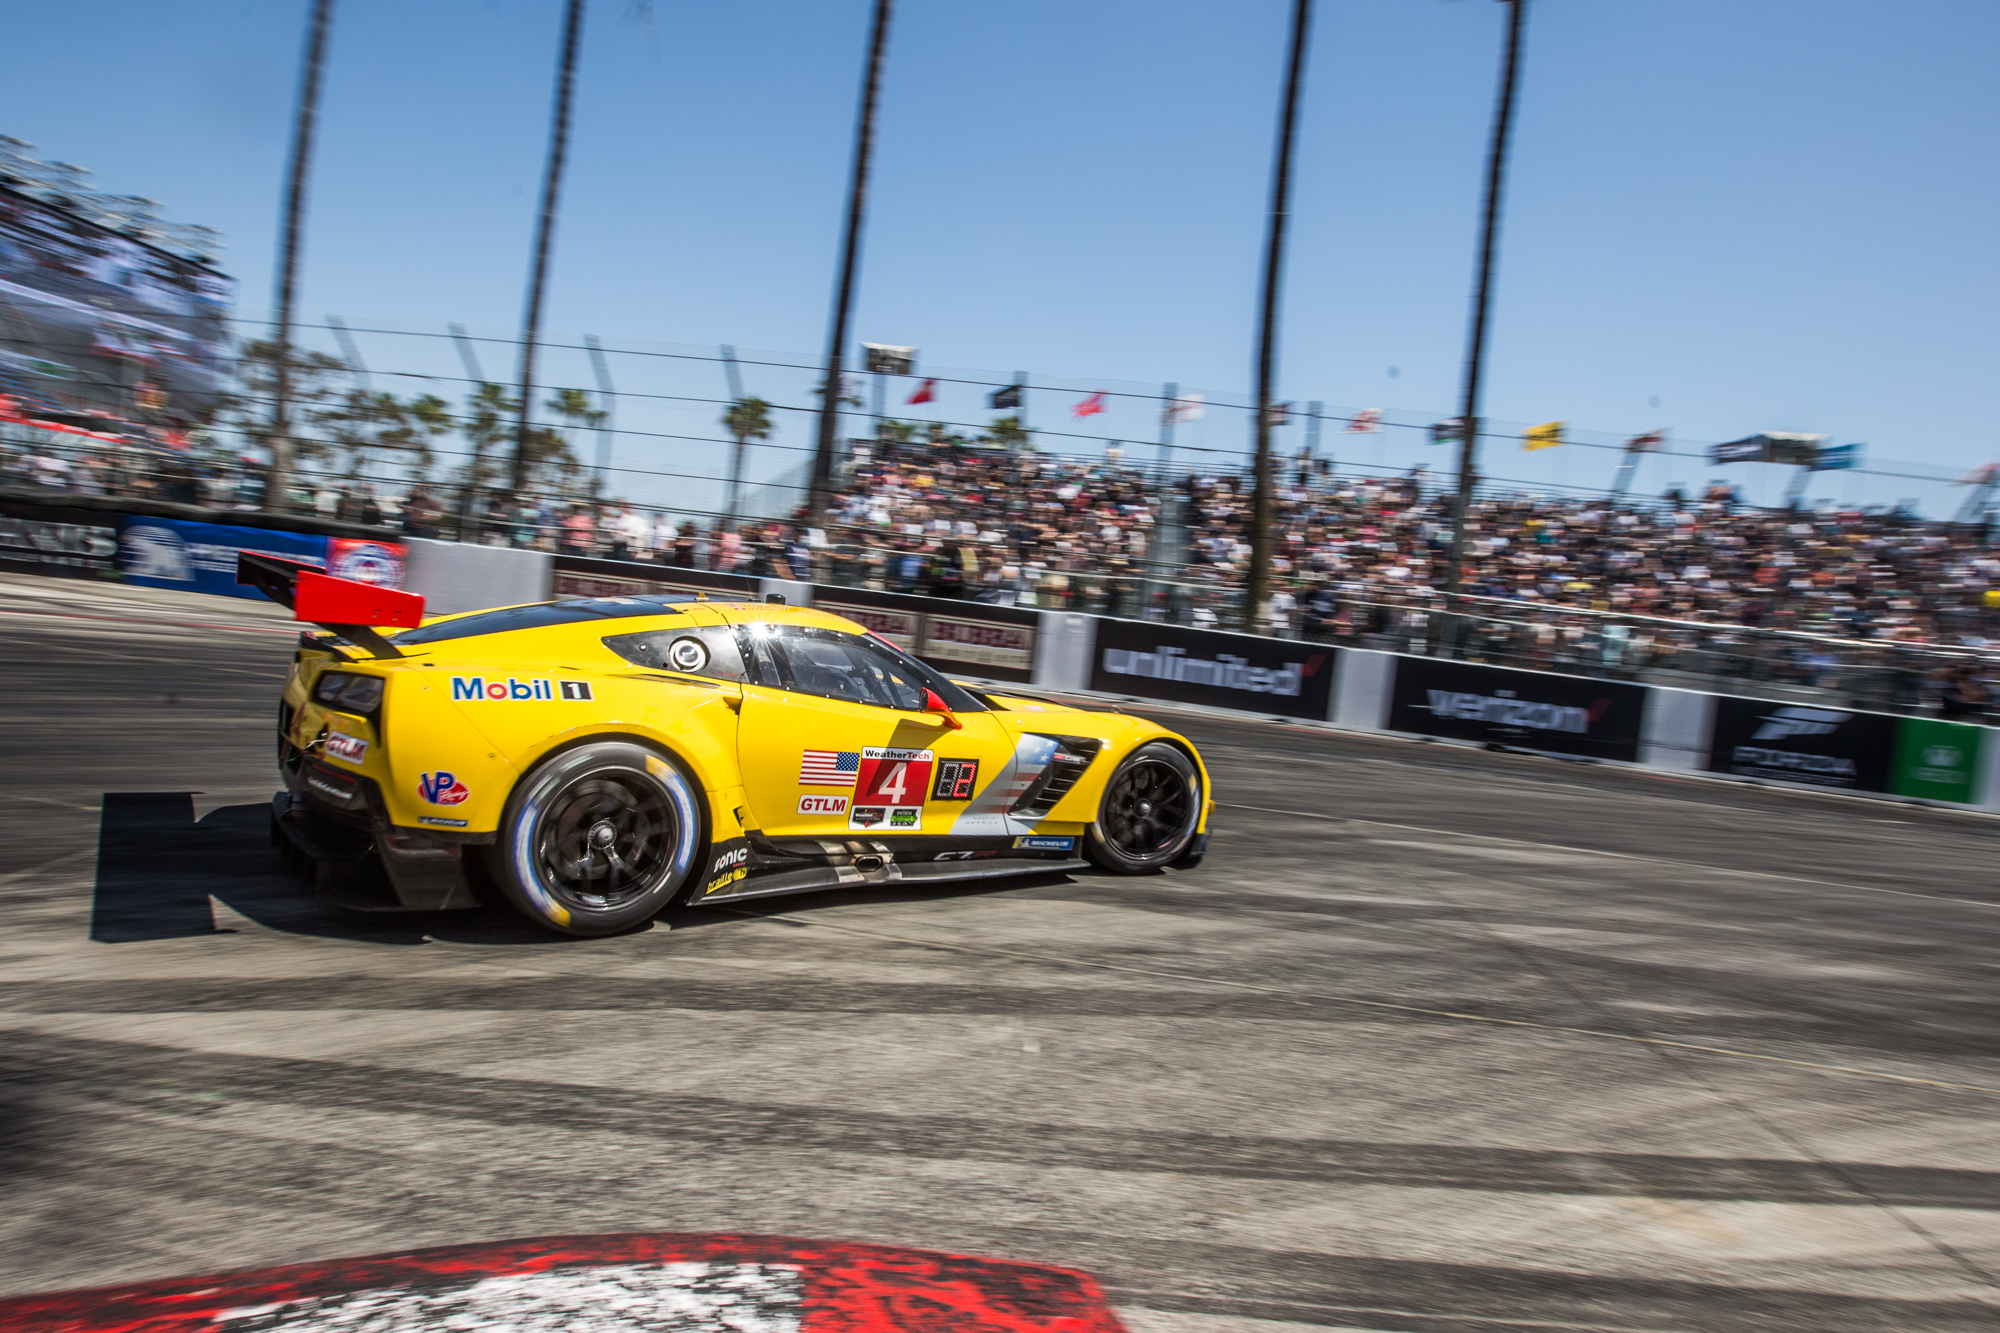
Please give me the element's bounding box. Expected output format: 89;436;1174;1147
237;552;426;659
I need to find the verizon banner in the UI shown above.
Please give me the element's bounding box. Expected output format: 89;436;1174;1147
1706;696;1895;792
1089;619;1336;720
1388;657;1647;761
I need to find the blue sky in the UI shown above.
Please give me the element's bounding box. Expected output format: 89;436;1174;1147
5;0;1999;513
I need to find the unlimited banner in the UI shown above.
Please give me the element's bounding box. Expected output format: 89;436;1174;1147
1388;657;1647;761
1090;618;1336;720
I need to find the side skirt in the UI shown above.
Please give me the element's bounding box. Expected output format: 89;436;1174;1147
695;856;1089;906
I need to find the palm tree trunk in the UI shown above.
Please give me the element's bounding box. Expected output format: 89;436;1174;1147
811;0;896;515
264;0;336;511
1245;0;1314;632
1441;0;1530;607
510;0;589;506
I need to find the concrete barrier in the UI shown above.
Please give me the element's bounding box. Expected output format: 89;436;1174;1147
405;538;550;615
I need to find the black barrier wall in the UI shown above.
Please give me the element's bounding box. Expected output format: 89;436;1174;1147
1088;618;1337;719
1388;657;1649;762
1706;696;1896;792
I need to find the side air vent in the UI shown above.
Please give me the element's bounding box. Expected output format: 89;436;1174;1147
1011;736;1103;818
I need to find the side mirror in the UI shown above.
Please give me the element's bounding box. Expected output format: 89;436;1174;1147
922;688;964;730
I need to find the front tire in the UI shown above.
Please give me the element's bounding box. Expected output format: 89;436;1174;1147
1084;742;1201;874
482;741;704;937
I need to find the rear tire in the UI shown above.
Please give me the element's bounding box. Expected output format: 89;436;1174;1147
481;741;704;937
1084;742;1201;874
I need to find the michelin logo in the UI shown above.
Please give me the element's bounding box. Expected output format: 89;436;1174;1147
1102;645;1317;697
1750;706;1848;741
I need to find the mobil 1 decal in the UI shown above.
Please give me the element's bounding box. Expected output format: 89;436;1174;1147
1091;618;1335;719
1706;697;1894;792
1388;657;1647;761
848;747;934;832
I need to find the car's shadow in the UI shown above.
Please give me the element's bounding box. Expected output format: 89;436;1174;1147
91;793;1080;946
92;794;566;946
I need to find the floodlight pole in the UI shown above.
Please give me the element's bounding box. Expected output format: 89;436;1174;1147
1246;0;1313;633
1441;0;1530;605
812;0;896;516
509;0;588;502
263;0;335;512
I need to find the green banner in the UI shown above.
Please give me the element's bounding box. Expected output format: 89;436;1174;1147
1888;718;1987;804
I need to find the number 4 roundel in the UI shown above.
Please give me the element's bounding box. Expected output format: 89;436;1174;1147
855;747;933;805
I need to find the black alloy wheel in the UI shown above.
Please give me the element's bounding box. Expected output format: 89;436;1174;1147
1084;742;1201;873
537;771;673;910
484;741;704;936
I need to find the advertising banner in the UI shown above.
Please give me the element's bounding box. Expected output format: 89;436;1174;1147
816;589;1038;684
325;537;407;588
0;502;117;576
1705;697;1895;792
116;515;326;599
552;555;759;603
1089;618;1336;720
1387;657;1647;761
1888;717;1987;804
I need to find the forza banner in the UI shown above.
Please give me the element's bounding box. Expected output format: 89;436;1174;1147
1705;696;1895;792
1089;618;1336;720
1388;657;1647;761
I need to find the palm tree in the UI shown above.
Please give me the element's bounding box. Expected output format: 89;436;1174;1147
723;396;774;518
1245;0;1314;630
509;0;589;495
1441;0;1532;604
811;0;897;514
264;0;336;510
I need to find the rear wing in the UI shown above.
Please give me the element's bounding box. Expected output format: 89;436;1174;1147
237;552;425;659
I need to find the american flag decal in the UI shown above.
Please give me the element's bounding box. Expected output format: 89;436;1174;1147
799;750;860;786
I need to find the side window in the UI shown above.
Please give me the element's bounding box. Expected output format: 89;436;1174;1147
766;627;928;711
601;626;749;682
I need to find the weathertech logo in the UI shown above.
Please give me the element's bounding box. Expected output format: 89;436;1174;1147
1424;689;1610;734
1750;706;1848;741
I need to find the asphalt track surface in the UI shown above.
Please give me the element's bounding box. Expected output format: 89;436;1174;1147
3;571;2000;1332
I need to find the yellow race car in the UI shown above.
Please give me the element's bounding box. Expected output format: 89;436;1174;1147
243;554;1213;936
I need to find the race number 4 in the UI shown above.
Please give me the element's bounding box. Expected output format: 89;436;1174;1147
855;747;934;805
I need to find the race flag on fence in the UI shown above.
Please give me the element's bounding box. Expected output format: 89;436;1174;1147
988;383;1022;411
1263;401;1291;427
1524;420;1566;451
1164;392;1204;424
1073;392;1107;418
906;378;937;405
1625;429;1666;453
1346;408;1383;433
1428;417;1466;445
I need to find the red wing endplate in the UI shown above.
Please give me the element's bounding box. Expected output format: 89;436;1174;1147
237;551;424;658
0;1231;1132;1332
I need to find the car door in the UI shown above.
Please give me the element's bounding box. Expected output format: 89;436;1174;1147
732;620;1017;841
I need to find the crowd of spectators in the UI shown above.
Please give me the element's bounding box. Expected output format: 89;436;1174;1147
9;423;1997;710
